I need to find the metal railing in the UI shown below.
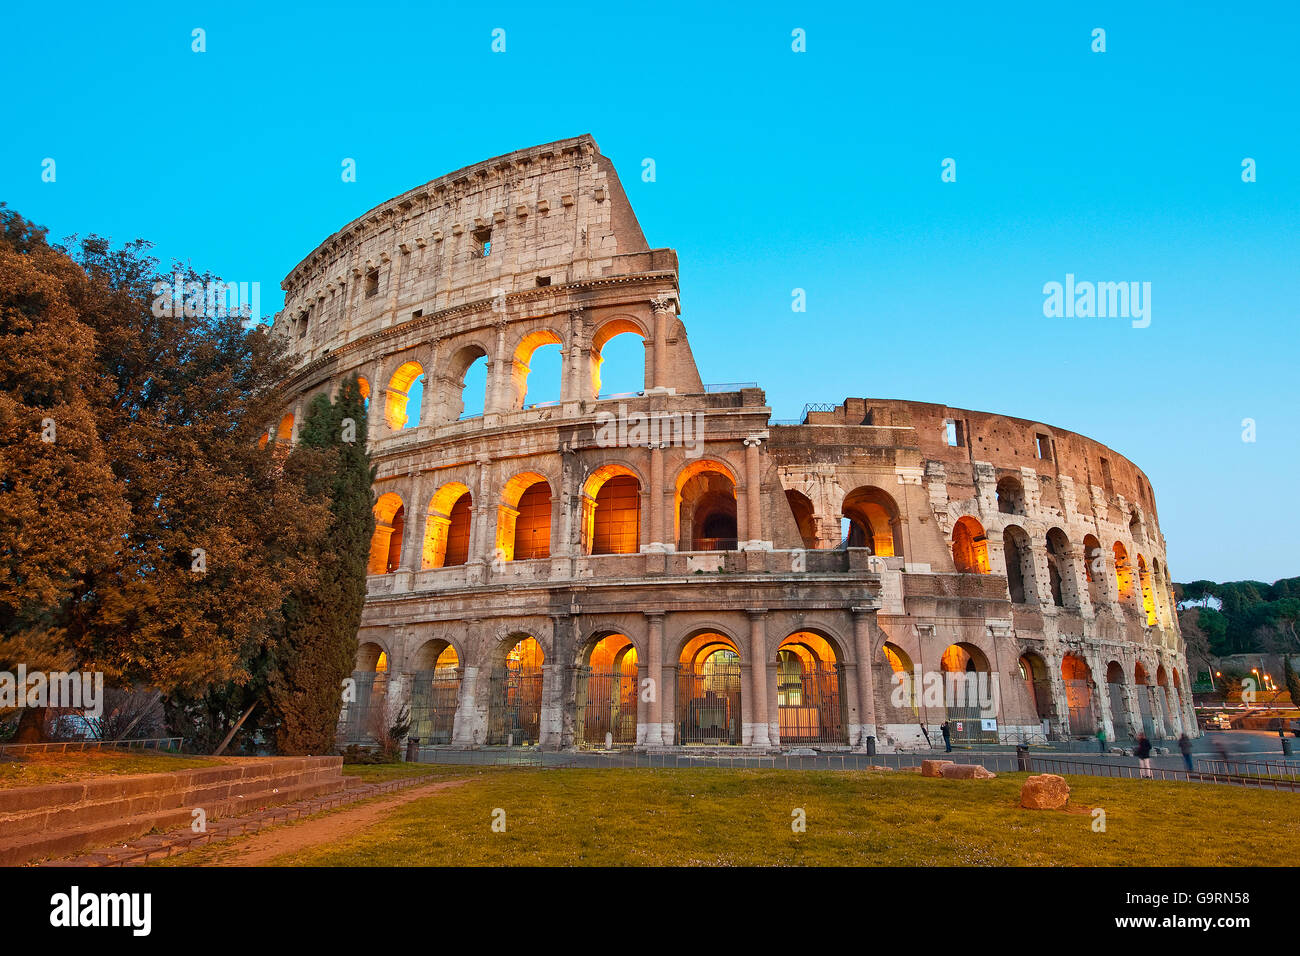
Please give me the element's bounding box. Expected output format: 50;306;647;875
0;737;183;755
702;382;757;393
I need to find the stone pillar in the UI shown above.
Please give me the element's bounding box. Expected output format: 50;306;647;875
650;295;673;389
646;444;665;551
383;249;404;325
852;607;879;745
741;437;768;549
747;610;770;747
643;611;665;745
842;661;862;748
467;457;493;582
487;319;509;414
401;473;429;573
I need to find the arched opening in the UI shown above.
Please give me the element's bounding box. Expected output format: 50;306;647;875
442;344;488;421
1045;528;1074;608
368;493;405;574
356;376;371;410
1106;661;1130;739
776;631;847;744
786;490;818;550
581;465;641;555
1082;533;1103;606
275;412;294;444
1113;542;1134;604
842;486;902;556
1061;654;1096;735
384;360;425;430
676;460;738;552
590;320;646;398
497;474;551;561
1018;653;1052;727
423;483;472;569
1002;525;1036;604
1129;507;1142;542
575;633;638;747
511;330;563;410
996;476;1025;515
881;643;917;714
952;516;990;573
487;636;544;746
1134;661;1156;738
1137;555;1156;626
408;640;460;746
339;641;389;745
939;643;996;743
677;632;742;745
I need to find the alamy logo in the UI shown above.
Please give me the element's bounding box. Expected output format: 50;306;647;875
890;669;1001;718
1042;273;1151;328
49;886;151;936
151;273;260;322
0;666;103;718
594;403;706;458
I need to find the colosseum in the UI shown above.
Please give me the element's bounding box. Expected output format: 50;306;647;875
269;134;1195;753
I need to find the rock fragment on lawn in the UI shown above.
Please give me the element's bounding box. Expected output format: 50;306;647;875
1020;773;1070;809
920;759;953;777
939;763;996;779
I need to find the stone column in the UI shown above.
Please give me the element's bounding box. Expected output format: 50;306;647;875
401;473;430;573
842;661;862;748
747;610;770;747
852;607;879;745
646;443;667;551
643;611;665;746
650;295;673;389
467;457;493;582
487;319;509;414
742;437;767;550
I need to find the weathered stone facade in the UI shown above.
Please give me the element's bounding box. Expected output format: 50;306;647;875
271;135;1194;752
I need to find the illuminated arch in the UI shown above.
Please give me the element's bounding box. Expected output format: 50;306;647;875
776;631;846;744
1113;542;1134;603
675;459;738;552
1018;652;1051;721
841;486;903;557
576;632;639;746
581;464;642;555
497;472;552;561
1137;554;1156;625
423;482;473;568
677;630;742;745
509;329;564;410
384;360;425;430
487;635;545;746
881;642;917;711
590;317;647;398
408;638;460;745
940;642;995;743
1061;653;1096;734
368;492;405;574
952;516;989;573
276;413;294;443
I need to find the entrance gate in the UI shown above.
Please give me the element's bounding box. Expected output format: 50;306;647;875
677;651;741;745
1108;683;1130;739
576;667;637;746
487;662;542;746
1136;686;1157;738
945;673;997;744
408;670;459;745
777;662;847;745
338;671;387;745
1063;680;1096;735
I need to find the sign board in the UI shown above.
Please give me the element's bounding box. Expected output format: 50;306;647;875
981;719;997;732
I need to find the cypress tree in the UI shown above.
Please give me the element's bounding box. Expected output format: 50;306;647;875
270;377;375;754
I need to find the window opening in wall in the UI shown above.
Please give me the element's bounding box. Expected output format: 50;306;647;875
412;309;423;319
365;269;379;298
535;276;551;287
1100;456;1113;493
943;420;961;447
473;226;492;258
1035;433;1052;460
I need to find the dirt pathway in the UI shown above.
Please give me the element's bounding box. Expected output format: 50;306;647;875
205;778;468;866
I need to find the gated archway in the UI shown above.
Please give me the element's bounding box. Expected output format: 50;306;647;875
487;636;544;746
776;631;847;745
407;640;460;746
1018;652;1052;733
1061;653;1096;736
339;642;389;745
1106;661;1130;739
1134;662;1157;738
940;643;997;744
575;633;639;747
677;632;742;745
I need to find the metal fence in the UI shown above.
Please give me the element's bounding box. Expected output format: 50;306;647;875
677;662;741;745
408;670;459;746
777;663;846;745
486;665;542;746
576;668;637;747
0;737;183;756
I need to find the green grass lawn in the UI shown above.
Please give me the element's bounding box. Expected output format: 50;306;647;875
0;749;221;789
224;767;1300;867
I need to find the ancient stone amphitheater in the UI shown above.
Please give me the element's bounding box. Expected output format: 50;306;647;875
270;134;1194;753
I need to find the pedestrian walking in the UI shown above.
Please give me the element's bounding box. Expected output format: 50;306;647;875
940;721;952;753
1178;733;1193;772
1096;726;1107;753
1135;733;1153;778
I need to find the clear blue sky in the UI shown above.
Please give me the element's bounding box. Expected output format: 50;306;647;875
3;2;1296;583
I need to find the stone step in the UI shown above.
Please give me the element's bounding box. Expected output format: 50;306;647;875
1;769;345;866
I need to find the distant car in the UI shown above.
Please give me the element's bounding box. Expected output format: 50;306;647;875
1203;714;1232;730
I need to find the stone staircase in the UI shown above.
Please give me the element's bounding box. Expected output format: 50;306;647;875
0;756;345;866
